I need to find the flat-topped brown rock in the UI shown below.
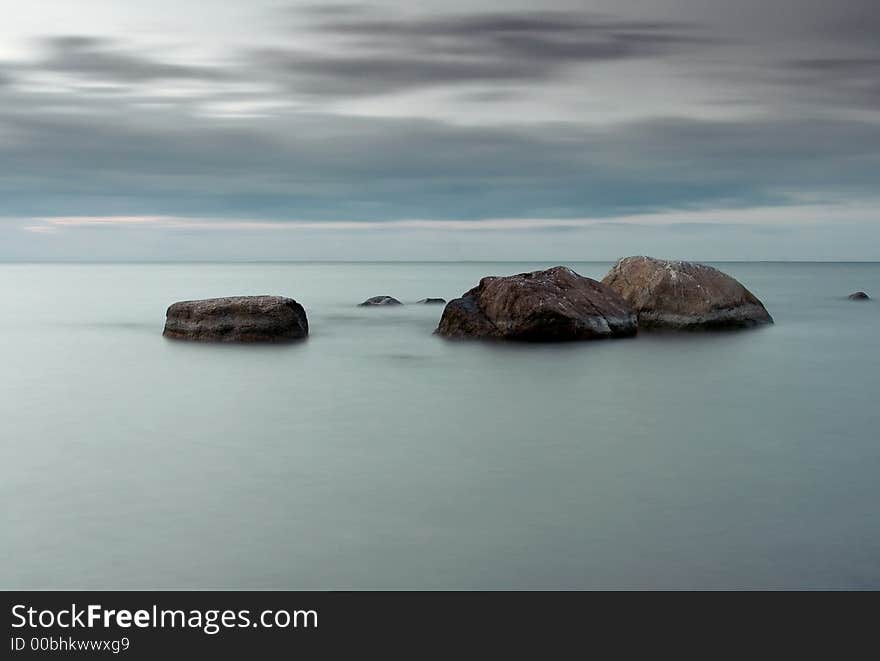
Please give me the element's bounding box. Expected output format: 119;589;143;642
601;256;772;330
163;296;308;342
436;266;637;341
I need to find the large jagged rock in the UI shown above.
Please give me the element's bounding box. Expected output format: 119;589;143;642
359;296;402;307
601;256;773;329
163;296;308;342
435;266;637;341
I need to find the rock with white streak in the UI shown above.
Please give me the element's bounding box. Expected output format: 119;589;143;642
601;256;773;330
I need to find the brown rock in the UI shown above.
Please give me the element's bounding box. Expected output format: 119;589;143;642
359;296;402;307
435;266;637;341
163;296;308;342
601;256;773;329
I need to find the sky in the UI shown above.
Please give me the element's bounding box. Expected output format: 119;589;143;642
1;0;878;260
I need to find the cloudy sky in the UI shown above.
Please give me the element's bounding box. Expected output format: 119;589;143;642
1;0;878;260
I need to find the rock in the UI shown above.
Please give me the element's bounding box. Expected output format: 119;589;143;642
848;291;870;301
601;256;773;329
163;296;308;342
359;296;402;307
435;266;637;341
418;298;446;304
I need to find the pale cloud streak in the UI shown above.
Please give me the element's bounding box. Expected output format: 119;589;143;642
24;199;880;233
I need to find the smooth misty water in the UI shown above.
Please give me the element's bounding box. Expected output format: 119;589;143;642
1;261;878;589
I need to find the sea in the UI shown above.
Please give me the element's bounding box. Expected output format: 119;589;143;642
1;261;878;589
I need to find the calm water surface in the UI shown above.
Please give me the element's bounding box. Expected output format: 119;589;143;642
1;262;878;588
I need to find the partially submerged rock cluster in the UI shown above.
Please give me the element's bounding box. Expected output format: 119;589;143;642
358;296;446;306
163;293;445;342
436;257;774;341
162;257;785;344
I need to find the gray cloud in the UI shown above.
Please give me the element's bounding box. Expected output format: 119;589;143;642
1;76;878;222
810;0;880;43
30;35;231;84
0;0;878;262
786;57;880;105
794;58;880;72
260;9;708;96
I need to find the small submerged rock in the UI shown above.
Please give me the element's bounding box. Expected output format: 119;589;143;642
359;296;402;307
848;291;870;301
601;256;773;330
418;298;446;305
163;296;308;342
436;266;637;341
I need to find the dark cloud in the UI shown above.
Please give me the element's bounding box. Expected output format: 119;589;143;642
780;57;880;106
794;57;880;73
809;0;880;43
457;89;521;103
792;56;880;98
310;11;696;38
298;3;368;17
260;10;707;96
32;35;230;83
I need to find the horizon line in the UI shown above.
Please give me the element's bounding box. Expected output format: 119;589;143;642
2;259;879;265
